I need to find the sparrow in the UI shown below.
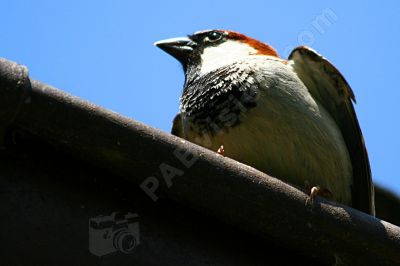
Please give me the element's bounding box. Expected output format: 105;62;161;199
155;30;375;215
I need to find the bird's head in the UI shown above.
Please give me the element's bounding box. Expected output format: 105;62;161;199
155;30;280;76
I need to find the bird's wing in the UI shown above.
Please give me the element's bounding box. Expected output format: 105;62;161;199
289;46;374;215
171;113;184;137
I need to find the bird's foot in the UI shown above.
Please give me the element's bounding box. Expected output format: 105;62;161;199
305;185;333;204
217;145;225;156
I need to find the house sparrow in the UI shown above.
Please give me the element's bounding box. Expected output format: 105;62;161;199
155;30;375;215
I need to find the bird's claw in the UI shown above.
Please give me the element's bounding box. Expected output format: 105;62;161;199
217;145;225;156
306;185;333;205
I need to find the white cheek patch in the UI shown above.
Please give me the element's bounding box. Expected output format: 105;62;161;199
200;40;258;75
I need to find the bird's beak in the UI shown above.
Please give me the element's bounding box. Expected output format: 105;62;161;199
154;37;196;64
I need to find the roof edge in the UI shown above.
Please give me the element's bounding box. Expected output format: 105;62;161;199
0;57;399;264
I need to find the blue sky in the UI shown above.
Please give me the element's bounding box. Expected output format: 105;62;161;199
1;1;399;195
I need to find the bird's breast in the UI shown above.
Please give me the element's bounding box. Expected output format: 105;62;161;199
180;57;353;204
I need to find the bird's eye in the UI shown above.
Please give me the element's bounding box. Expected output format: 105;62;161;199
205;31;223;43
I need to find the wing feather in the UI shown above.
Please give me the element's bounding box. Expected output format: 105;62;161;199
289;46;375;215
